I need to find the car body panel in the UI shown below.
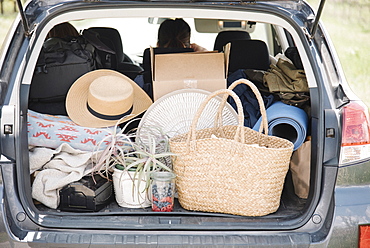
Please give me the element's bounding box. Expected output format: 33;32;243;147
0;0;369;247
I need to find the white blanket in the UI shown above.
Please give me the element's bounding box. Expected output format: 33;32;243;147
30;143;100;209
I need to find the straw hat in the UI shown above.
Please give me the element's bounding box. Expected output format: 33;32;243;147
66;69;152;128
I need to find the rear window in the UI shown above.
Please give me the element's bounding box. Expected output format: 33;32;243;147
70;17;274;64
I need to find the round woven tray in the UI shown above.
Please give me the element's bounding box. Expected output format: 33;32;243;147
137;88;239;144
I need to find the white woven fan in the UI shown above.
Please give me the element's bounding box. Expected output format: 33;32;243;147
137;88;239;144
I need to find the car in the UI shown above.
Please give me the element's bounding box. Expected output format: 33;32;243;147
0;0;370;247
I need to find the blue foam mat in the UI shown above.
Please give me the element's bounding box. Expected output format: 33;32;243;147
252;101;308;150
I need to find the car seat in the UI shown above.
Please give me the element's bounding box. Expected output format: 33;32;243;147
285;46;303;69
86;27;142;79
213;30;251;52
228;39;270;75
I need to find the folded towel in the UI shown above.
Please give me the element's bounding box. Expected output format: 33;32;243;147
252;101;308;150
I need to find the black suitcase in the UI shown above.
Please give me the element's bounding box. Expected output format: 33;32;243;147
59;174;114;212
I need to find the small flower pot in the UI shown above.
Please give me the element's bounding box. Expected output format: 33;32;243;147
112;166;151;208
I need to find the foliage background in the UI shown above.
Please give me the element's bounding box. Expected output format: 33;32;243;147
0;0;369;107
308;0;370;108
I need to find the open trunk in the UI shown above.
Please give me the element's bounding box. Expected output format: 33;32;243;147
17;0;323;231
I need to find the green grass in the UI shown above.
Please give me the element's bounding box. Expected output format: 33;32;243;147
0;0;369;107
0;1;17;48
307;0;370;107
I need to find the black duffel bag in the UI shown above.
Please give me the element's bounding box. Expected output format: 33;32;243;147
29;37;97;115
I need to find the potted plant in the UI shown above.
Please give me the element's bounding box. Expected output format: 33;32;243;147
92;120;175;208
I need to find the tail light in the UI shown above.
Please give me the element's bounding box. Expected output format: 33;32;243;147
359;225;370;248
339;101;370;165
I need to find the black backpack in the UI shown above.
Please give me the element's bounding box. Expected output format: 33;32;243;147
28;36;97;116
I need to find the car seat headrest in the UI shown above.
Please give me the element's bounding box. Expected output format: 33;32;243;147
87;27;134;64
213;30;251;52
228;39;270;74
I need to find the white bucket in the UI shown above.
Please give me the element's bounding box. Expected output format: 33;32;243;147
112;167;151;208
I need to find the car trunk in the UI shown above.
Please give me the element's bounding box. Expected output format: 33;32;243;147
15;0;322;231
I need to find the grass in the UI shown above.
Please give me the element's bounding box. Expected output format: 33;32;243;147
0;1;17;48
307;0;370;107
0;0;369;107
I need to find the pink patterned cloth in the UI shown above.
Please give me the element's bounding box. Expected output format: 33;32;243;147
27;110;117;151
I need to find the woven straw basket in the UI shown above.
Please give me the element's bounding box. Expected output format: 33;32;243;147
169;79;294;216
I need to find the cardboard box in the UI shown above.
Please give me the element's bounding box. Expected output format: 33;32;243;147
151;46;229;101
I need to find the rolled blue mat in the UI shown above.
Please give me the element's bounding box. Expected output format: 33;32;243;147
252;101;308;151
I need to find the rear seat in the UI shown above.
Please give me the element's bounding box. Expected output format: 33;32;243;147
226;39;274;128
86;27;142;79
227;39;270;75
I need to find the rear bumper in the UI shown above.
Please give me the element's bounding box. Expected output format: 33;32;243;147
1;226;314;247
0;166;324;247
0;175;314;247
326;185;370;247
3;164;368;247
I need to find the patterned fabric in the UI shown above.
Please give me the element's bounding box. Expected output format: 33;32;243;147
28;110;116;151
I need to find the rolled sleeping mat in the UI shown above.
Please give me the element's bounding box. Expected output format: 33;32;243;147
252;101;308;151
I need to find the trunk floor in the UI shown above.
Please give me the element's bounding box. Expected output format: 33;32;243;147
34;174;308;220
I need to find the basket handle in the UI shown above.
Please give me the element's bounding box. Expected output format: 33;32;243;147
217;79;269;135
187;88;245;147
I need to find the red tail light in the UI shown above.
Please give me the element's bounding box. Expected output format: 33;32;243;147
359;225;370;248
340;101;370;165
